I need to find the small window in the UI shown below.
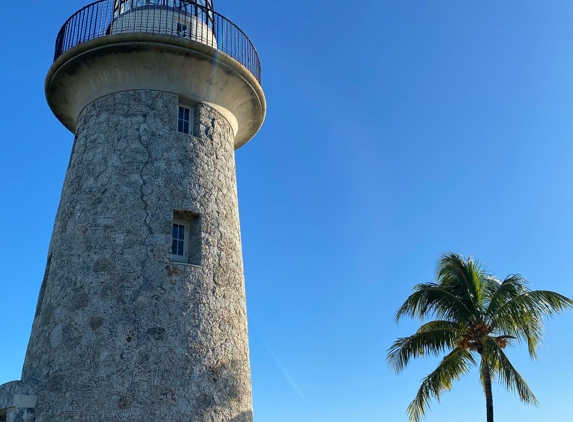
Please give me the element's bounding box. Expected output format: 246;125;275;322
178;105;192;135
171;211;202;265
171;220;189;262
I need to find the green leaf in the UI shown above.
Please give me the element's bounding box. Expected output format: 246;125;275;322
387;321;460;374
407;348;476;422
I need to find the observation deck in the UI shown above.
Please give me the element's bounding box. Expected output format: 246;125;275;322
46;0;265;148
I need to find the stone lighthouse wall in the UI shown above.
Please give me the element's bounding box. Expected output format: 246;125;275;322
21;90;253;422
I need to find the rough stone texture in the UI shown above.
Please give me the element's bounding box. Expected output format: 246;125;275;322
20;91;253;421
6;407;35;422
0;382;29;410
0;382;36;422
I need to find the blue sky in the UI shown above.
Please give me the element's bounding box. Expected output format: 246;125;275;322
1;1;573;421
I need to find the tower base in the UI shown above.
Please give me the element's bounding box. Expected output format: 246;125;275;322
15;91;253;422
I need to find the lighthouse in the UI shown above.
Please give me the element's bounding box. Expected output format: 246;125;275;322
0;0;265;421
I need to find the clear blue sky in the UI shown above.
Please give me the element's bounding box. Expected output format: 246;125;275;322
1;1;573;421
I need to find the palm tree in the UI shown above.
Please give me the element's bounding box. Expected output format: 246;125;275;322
387;252;573;422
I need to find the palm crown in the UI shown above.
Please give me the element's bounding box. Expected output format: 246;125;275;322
387;252;573;422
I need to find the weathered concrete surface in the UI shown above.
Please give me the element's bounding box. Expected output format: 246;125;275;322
0;381;36;422
45;33;266;148
22;91;253;421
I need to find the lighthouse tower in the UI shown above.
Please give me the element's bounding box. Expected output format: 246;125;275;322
0;1;265;421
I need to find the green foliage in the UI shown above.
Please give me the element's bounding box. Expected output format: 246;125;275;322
387;252;573;422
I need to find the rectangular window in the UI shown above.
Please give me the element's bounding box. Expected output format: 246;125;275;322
171;211;202;265
171;220;189;262
178;105;192;135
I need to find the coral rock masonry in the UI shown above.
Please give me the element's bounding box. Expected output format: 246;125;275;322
0;1;265;421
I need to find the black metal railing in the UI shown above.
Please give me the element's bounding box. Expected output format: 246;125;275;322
54;0;261;82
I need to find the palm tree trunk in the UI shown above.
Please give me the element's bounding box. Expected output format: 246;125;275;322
482;363;494;422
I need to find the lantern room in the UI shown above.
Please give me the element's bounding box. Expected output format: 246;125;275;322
110;0;217;46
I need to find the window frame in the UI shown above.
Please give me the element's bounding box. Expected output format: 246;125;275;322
171;219;190;263
177;105;193;135
171;210;202;266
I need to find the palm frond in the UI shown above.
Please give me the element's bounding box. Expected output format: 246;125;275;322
435;252;485;317
482;275;505;305
395;284;474;323
495;314;544;359
489;288;573;358
416;320;461;332
488;278;573;320
482;337;539;405
407;348;477;422
387;321;460;373
485;275;528;312
526;290;573;315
